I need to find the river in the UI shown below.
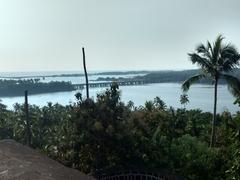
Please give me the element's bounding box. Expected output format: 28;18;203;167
0;72;239;113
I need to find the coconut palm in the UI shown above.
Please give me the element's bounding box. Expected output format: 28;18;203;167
154;96;167;110
182;35;240;147
180;94;189;108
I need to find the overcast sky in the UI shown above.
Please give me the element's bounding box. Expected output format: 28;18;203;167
0;0;239;72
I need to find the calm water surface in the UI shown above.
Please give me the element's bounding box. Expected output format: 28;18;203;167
1;83;238;113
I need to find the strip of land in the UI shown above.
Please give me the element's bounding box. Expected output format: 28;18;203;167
0;79;75;97
96;69;240;84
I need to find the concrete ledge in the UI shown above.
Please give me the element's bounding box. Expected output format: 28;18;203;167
0;139;95;180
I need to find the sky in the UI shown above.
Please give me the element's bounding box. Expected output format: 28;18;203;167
0;0;240;72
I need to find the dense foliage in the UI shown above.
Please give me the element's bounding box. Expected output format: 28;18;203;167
182;35;240;148
0;83;240;179
0;79;75;96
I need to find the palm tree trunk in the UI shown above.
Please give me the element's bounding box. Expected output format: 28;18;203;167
210;78;218;148
82;47;89;99
25;90;31;147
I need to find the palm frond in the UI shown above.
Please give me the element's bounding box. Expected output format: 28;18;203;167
182;74;206;92
207;41;213;56
212;35;224;64
196;44;212;59
221;74;240;97
188;53;213;72
220;44;240;71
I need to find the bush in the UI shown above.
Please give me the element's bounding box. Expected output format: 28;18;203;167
170;135;224;180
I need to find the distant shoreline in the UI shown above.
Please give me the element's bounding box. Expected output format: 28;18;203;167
0;70;151;79
95;69;240;85
0;69;239;97
0;80;75;97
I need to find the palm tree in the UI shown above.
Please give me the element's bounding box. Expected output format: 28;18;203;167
182;35;240;147
154;96;167;110
180;94;189;108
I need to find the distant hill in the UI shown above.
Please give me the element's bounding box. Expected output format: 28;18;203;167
94;71;151;75
96;69;240;84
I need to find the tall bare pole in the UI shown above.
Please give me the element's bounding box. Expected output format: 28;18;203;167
82;47;89;99
25;90;31;146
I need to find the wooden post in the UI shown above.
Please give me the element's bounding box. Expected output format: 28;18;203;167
82;47;89;99
25;90;31;146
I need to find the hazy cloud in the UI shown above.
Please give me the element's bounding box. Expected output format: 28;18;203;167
0;0;240;71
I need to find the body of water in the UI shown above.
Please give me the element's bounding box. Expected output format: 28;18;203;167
0;82;238;113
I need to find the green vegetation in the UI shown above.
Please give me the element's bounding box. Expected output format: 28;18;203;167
0;79;75;97
180;94;189;108
96;69;240;84
182;35;240;147
0;83;240;179
1;35;240;179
